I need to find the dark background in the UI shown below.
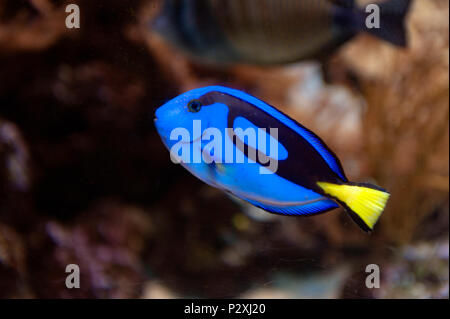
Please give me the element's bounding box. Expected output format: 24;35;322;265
0;0;448;298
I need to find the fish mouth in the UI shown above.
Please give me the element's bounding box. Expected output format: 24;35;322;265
153;116;160;128
153;116;169;138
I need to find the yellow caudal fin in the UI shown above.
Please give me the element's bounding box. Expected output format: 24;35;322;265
317;182;390;232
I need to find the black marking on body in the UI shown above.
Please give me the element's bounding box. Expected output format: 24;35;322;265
198;91;347;194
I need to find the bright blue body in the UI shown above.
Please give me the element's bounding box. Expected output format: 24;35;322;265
154;86;348;216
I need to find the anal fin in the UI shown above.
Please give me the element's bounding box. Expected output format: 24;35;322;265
237;195;339;217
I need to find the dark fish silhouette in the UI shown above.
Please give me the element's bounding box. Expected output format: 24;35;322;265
151;0;412;65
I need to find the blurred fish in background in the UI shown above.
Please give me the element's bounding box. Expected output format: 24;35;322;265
150;0;412;65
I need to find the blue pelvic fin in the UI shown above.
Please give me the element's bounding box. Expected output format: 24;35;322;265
239;196;339;217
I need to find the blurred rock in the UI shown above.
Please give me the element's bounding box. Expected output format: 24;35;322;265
0;223;32;298
141;280;178;299
376;239;449;298
0;119;31;192
27;201;153;298
340;0;449;243
0;0;68;52
241;266;350;299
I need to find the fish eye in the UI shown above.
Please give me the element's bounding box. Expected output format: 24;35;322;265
187;100;202;113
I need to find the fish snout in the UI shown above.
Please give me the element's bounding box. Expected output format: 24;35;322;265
153;106;168;136
153;117;169;139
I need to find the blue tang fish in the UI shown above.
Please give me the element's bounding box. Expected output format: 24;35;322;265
154;86;390;232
